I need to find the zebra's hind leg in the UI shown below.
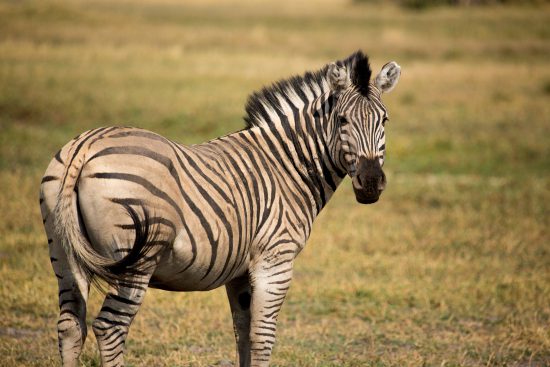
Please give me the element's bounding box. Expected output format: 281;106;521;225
226;275;252;367
92;274;151;367
49;240;90;367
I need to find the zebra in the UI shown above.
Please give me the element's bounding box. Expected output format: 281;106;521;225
39;50;400;367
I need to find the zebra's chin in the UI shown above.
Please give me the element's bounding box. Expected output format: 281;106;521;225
354;191;381;204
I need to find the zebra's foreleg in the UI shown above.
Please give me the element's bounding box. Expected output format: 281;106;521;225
226;275;252;367
92;274;152;367
248;256;294;367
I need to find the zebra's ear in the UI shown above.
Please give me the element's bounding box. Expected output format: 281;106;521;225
327;63;351;94
375;61;401;93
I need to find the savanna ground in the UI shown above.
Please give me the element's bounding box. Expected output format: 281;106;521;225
0;0;549;366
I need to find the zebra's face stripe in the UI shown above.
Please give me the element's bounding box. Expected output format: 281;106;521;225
335;86;389;203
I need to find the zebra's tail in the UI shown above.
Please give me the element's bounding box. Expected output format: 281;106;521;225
53;154;157;289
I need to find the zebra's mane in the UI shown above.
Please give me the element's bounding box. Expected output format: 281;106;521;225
244;50;372;129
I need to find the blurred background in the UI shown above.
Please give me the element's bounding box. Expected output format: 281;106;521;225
0;0;548;366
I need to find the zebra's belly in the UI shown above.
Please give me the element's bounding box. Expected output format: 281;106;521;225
148;228;251;292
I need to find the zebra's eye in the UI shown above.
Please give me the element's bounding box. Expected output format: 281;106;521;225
338;116;348;126
382;117;389;127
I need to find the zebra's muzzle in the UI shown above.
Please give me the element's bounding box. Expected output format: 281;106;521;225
352;157;386;204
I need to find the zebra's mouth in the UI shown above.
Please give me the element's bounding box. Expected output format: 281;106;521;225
352;175;384;203
355;192;380;204
353;187;382;204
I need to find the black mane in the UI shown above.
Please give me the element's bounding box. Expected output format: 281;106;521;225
244;50;372;129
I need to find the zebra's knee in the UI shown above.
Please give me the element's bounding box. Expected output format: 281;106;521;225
92;316;127;343
92;317;113;338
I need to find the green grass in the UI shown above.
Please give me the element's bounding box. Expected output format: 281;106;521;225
0;0;549;366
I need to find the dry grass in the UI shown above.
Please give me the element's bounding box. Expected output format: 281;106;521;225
0;0;549;366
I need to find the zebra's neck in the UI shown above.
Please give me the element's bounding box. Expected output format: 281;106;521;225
244;89;347;214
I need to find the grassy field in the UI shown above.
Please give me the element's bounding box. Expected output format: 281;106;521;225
1;0;549;366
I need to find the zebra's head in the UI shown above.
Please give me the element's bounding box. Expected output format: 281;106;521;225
327;54;401;204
